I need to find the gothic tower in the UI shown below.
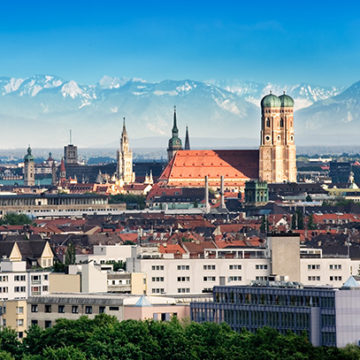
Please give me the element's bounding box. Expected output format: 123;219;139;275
116;117;134;184
24;146;35;186
167;106;182;161
259;92;297;183
185;126;190;150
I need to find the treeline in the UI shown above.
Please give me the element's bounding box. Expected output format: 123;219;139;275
0;315;359;359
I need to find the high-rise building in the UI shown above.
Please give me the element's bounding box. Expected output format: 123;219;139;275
24;146;35;186
167;106;183;162
116;118;134;184
259;92;297;183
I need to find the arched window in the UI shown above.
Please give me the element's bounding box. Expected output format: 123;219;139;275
280;119;284;127
266;118;270;127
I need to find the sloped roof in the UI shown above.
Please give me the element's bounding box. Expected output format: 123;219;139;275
342;276;360;289
159;150;259;187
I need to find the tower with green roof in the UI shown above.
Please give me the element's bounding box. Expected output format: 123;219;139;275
24;146;35;186
259;92;297;183
167;106;183;162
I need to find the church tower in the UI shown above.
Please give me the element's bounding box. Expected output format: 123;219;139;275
116;117;134;184
24;146;35;186
259;92;297;183
167;106;182;161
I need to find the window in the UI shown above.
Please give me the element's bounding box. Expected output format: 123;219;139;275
229;265;242;270
16;319;24;326
14;275;26;282
43;286;48;292
58;305;65;313
329;264;342;270
45;320;52;328
203;265;216;270
152;288;165;294
109;306;119;311
18;332;23;339
85;306;93;314
16;307;24;314
72;306;78;314
177;277;190;282
330;276;342;281
203;276;216;282
307;276;320;281
0;276;8;282
44;275;48;281
99;306;105;314
228;276;242;282
280;119;284;127
45;305;52;313
177;288;190;293
151;265;164;271
307;264;320;270
31;305;38;313
177;265;190;270
31;320;38;326
15;286;26;293
255;264;268;270
151;277;164;282
256;276;268;281
266;118;270;127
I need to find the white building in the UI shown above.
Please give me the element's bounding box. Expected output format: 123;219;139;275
126;236;360;295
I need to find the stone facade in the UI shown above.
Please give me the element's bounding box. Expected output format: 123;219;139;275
259;93;297;183
117;118;134;184
24;146;35;186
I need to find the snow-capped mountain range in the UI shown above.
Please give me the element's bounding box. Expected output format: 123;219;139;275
0;74;355;148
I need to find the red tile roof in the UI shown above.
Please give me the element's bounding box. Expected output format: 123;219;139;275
159;150;259;188
159;244;186;254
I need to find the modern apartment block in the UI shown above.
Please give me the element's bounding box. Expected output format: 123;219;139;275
191;280;360;347
27;293;190;329
126;235;360;295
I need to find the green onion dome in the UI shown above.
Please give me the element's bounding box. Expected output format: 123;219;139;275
279;93;294;107
261;93;281;108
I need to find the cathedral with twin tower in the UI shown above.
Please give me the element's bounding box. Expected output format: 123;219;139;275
162;93;297;190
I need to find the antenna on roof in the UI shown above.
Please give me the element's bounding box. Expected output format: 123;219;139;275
69;129;72;145
283;91;286;94
270;90;272;94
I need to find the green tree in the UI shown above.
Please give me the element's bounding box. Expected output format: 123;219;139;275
64;243;76;265
0;213;32;226
307;214;316;230
297;209;304;230
42;346;86;360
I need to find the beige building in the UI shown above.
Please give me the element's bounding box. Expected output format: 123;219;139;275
1;300;27;338
27;293;190;329
259;93;297;183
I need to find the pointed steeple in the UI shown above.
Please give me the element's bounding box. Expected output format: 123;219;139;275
185;126;190;150
172;106;178;136
122;117;127;136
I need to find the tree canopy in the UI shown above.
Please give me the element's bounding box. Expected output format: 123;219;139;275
0;315;359;359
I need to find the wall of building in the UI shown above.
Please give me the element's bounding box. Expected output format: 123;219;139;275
268;235;300;282
335;290;360;347
3;300;27;338
49;274;81;293
124;304;189;321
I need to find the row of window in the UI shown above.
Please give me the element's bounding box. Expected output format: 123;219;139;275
14;275;26;282
152;277;164;282
14;286;26;293
177;277;190;282
32;304;119;314
308;264;342;270
152;264;265;272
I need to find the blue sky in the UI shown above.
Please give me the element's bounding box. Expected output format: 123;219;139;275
0;0;359;86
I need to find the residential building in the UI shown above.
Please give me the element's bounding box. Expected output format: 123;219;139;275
27;293;190;328
1;300;27;338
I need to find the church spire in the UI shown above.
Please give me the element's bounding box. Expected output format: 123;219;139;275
185;126;190;150
172;106;178;136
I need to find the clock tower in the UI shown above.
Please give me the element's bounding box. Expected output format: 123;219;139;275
259;92;297;183
167;106;183;162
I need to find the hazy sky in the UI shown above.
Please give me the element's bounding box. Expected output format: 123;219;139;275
0;0;359;86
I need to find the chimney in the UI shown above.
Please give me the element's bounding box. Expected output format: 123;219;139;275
205;176;210;214
220;176;226;210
